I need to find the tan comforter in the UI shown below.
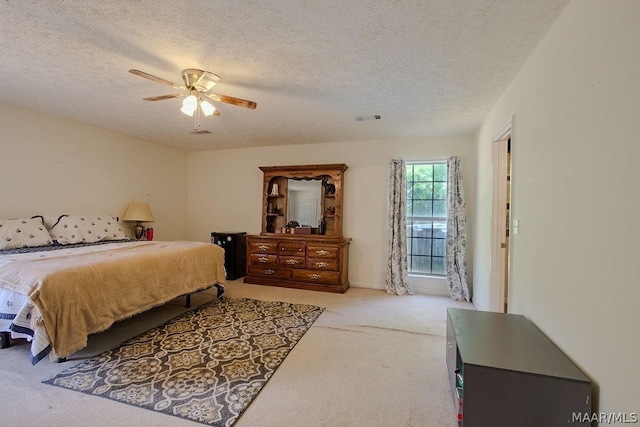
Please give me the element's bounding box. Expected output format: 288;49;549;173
0;240;226;359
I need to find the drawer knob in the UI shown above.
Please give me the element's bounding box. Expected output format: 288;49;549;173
257;256;269;263
258;245;269;251
308;273;322;280
263;269;275;275
284;259;299;265
315;261;329;268
315;249;329;256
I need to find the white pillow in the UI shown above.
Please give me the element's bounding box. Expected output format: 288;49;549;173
0;218;54;250
49;215;127;244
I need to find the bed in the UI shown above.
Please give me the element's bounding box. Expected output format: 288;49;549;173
0;215;227;364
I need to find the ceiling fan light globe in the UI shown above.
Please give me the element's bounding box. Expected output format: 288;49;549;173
182;94;198;109
180;104;196;116
200;100;216;116
180;94;198;116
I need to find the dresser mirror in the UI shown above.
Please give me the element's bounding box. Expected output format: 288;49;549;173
259;164;347;237
286;179;322;226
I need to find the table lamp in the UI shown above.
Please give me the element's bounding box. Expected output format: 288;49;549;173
123;202;154;240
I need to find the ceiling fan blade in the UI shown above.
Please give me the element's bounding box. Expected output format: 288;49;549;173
143;94;184;101
207;93;257;109
129;69;185;90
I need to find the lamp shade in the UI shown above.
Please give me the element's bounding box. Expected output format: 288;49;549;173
200;99;216;116
123;202;154;222
181;95;198;116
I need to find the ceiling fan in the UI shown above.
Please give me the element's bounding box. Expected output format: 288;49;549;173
129;68;257;122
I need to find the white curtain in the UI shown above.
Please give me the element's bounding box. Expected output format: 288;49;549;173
446;156;470;301
386;159;413;295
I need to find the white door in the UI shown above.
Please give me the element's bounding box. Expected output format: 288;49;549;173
491;117;514;313
491;137;511;313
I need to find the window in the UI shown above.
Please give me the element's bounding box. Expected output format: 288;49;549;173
406;162;447;276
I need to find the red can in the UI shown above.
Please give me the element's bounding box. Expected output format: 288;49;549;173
146;228;154;241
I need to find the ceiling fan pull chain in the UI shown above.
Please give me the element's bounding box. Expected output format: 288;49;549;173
194;103;199;131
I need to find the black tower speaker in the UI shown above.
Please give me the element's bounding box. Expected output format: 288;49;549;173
211;232;247;280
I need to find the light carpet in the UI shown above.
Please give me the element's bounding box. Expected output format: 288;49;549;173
42;297;323;426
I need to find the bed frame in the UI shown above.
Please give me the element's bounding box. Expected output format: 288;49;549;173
0;283;225;352
0;240;227;363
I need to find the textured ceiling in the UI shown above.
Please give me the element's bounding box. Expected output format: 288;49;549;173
0;0;569;152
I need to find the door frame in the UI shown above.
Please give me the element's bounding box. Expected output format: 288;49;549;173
490;116;514;313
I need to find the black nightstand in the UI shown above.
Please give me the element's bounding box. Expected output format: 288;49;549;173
211;232;247;280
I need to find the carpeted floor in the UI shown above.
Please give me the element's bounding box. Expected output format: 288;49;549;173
43;297;323;426
0;280;474;426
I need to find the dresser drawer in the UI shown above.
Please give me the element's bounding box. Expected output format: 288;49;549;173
307;245;339;259
249;254;278;266
278;241;306;255
244;234;350;293
247;266;291;280
306;258;338;271
249;242;278;254
278;256;305;268
292;269;340;285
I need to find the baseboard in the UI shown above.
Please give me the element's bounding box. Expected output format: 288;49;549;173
349;276;450;297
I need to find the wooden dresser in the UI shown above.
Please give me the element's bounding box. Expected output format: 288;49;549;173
245;234;350;293
244;163;350;293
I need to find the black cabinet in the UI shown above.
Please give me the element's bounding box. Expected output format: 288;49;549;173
447;308;592;427
211;232;246;280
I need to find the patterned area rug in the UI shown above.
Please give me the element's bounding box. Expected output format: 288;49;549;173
43;297;323;426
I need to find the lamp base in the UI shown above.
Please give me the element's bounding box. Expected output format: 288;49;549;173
134;222;144;240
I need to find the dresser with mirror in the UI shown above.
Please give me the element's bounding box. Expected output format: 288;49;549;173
244;164;350;293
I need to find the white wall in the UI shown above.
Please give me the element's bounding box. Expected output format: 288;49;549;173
473;0;640;414
187;135;475;295
0;104;189;240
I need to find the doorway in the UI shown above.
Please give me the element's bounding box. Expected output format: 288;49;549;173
491;118;513;313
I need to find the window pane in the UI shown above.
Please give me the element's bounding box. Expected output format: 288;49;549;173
411;237;432;256
432;238;445;257
434;182;447;199
433;221;447;238
412;221;432;238
413;182;433;199
406;200;413;217
406;165;414;182
432;257;446;275
412;200;432;217
411;255;432;274
434;163;447;181
413;164;433;181
433;200;447;217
